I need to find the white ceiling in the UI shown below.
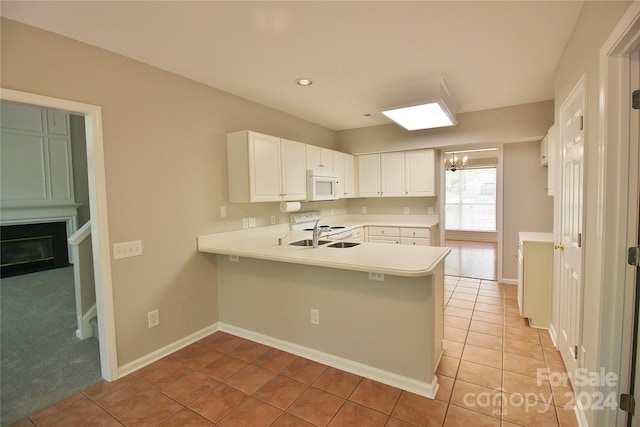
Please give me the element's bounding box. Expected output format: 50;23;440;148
1;1;584;131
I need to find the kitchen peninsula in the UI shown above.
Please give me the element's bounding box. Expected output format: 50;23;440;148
197;217;450;398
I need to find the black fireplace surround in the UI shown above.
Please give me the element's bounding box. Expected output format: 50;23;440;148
0;222;70;277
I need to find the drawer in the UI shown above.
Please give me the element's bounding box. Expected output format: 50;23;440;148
400;237;430;246
400;227;430;239
351;227;364;239
368;226;400;237
369;236;400;244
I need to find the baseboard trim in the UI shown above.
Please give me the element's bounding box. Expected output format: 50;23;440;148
549;324;558;348
118;323;219;378
575;399;588;427
219;323;439;399
501;278;518;285
76;303;97;340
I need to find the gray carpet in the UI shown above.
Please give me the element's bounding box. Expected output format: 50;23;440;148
1;266;102;426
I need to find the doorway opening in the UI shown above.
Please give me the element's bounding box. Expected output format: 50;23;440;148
0;88;117;421
443;148;499;281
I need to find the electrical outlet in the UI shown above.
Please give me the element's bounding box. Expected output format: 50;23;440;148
404;207;410;214
248;217;257;228
368;272;385;281
113;240;143;260
428;207;434;215
362;207;367;214
242;218;249;229
220;206;227;218
148;309;160;328
229;255;239;262
271;216;276;225
310;309;320;325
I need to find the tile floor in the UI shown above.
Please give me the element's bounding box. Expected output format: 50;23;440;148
11;276;578;427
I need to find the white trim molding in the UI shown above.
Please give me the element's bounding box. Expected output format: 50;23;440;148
591;3;640;426
118;324;219;378
219;323;440;399
0;88;118;381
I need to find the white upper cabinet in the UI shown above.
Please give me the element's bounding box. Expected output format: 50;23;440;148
280;139;308;201
333;151;356;198
380;152;405;197
358;154;381;197
405;149;436;196
227;131;306;202
343;153;356;198
545;124;556;196
306;145;334;172
357;149;435;198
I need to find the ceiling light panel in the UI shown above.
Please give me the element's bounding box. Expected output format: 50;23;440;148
382;101;456;131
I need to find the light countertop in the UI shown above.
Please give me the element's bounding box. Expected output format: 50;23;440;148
198;215;448;278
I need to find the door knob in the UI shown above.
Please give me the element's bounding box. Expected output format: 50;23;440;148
554;242;565;250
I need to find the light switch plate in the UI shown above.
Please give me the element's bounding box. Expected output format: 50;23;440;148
113;240;142;259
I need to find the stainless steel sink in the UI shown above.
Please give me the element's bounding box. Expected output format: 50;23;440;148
327;242;361;248
289;239;331;247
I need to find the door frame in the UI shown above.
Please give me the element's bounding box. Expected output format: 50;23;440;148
592;3;640;426
0;88;118;381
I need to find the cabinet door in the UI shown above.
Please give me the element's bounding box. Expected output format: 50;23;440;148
306;145;334;171
320;148;334;171
249;132;282;202
306;145;321;170
281;139;307;201
333;151;345;197
380;152;405;197
343;153;355;198
358;154;381;197
405;149;435;196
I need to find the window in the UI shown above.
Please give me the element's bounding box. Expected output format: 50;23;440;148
445;167;497;231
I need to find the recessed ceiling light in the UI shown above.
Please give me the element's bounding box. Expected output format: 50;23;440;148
295;78;313;86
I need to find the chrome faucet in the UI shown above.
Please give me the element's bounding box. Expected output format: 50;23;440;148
312;220;327;248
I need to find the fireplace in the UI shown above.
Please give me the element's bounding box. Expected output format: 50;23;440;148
1;222;70;277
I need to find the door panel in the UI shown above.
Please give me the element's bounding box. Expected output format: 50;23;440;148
557;76;586;385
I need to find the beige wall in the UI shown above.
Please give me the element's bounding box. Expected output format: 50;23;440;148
552;2;632;426
0;18;337;366
502;141;554;281
336;100;554;154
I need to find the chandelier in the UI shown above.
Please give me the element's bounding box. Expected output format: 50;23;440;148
445;153;467;172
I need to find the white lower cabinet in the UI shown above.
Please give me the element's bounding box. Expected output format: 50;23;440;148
368;226;400;244
366;226;432;246
351;227;364;242
400;227;431;246
517;232;553;328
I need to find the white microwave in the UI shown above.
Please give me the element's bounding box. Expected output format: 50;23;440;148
307;170;340;201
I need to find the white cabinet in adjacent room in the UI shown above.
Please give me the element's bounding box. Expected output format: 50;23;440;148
227;131;306;203
1;101;74;204
517;232;553;328
405;149;436;196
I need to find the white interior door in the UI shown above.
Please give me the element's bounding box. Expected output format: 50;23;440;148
557;76;586;385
